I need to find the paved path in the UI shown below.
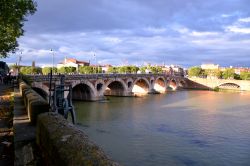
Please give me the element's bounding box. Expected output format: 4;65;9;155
0;84;14;166
0;84;44;165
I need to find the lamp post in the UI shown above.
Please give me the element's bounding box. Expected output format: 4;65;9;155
51;49;54;74
16;51;22;77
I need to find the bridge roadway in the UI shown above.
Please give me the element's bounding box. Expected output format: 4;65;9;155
29;73;187;101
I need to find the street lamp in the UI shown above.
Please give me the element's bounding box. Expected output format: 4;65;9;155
50;49;54;74
16;51;22;77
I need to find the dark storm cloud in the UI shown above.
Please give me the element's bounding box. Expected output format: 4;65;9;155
26;0;250;32
5;0;250;67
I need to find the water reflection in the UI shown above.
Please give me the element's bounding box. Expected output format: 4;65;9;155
74;90;250;166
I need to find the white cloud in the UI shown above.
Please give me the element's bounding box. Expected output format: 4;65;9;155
102;37;122;44
190;31;219;37
238;17;250;23
144;27;167;34
221;14;232;18
226;26;250;34
225;16;250;34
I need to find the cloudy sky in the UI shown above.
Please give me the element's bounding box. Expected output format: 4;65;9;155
4;0;250;67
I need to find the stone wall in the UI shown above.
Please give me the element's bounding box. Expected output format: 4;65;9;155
188;77;250;91
19;81;49;124
36;112;119;166
185;79;211;90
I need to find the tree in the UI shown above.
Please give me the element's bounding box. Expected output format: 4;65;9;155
205;69;222;78
240;71;250;80
0;0;37;57
42;67;57;75
130;66;139;73
79;66;94;74
107;67;118;73
20;66;41;75
222;68;235;79
139;66;147;73
58;67;76;74
188;66;202;77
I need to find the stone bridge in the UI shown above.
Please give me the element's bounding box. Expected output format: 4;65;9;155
188;77;250;91
29;74;187;101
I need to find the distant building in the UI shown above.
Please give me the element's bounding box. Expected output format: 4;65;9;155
171;65;185;76
201;63;219;70
161;66;171;74
233;67;250;75
57;58;90;70
100;64;112;73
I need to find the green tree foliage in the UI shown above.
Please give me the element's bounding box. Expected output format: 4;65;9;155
42;67;57;75
78;66;103;74
150;66;163;74
188;66;203;77
32;66;42;74
79;66;94;74
108;66;139;74
58;67;76;74
205;69;222;78
0;0;37;57
20;66;41;75
240;71;250;80
222;68;235;79
130;66;139;73
139;66;147;73
107;67;118;73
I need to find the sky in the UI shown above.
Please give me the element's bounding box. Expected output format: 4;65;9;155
4;0;250;67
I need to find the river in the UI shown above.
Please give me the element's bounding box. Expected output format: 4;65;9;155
74;90;250;166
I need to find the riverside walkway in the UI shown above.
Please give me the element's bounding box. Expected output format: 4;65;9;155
0;83;43;165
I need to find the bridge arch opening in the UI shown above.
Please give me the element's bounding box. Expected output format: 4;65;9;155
132;78;150;95
179;80;186;88
104;81;126;96
218;83;240;90
32;87;48;101
154;77;166;93
128;81;132;89
97;83;103;91
168;79;177;90
72;83;95;101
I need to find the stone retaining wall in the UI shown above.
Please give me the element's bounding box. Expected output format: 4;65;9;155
19;81;49;124
36;112;119;166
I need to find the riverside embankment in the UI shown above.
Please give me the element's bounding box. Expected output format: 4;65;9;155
14;81;119;165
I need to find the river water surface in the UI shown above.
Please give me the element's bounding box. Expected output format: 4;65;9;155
74;90;250;166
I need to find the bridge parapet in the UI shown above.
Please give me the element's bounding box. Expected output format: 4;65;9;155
29;73;175;82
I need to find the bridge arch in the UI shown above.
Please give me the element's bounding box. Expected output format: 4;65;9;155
153;76;166;93
95;79;105;93
218;83;241;90
71;80;97;101
103;78;127;96
168;79;178;90
178;80;187;89
132;78;150;94
126;78;134;90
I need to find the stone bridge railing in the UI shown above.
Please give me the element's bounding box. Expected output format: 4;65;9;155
28;73;182;82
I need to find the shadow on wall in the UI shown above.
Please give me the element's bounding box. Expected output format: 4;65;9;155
185;79;211;90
